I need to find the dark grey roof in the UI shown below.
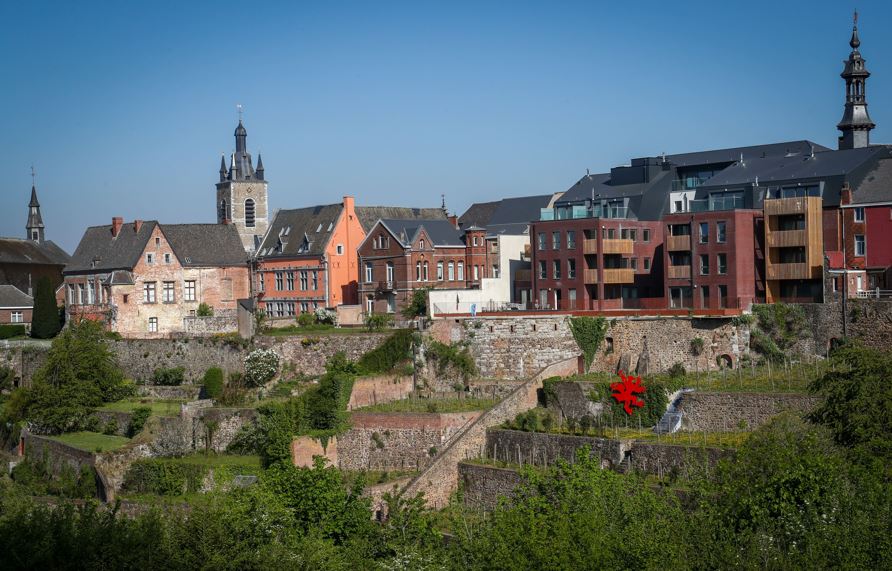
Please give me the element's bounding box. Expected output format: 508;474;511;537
0;285;33;308
485;222;530;236
107;270;134;285
459;194;555;230
257;203;343;258
66;221;158;273
378;218;464;247
0;238;69;266
458;200;500;228
161;224;248;267
558;170;673;221
666;140;829;168
355;206;446;232
850;154;892;204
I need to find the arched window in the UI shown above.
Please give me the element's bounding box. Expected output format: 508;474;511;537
219;199;228;221
245;199;256;228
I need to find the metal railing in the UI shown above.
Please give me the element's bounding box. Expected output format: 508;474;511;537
855;289;892;299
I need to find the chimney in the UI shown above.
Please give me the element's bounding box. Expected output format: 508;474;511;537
343;195;356;218
111;217;123;237
133;219;143;233
840;183;853;206
447;214;458;228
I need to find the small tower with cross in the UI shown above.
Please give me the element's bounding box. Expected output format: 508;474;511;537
26;166;45;243
838;11;876;150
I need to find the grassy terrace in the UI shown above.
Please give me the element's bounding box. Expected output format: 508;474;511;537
49;432;130;452
355;397;500;414
98;399;184;415
159;453;262;469
342;469;418;488
263;325;394;337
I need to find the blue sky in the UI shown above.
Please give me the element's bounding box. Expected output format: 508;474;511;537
0;0;883;251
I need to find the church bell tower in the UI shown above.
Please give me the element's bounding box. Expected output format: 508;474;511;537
838;12;875;150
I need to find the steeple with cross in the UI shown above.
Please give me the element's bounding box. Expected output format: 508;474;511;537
838;11;875;150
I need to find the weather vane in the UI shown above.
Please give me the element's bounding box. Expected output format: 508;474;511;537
31;165;36;186
237;103;243;122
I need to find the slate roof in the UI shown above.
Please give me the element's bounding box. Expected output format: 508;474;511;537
845;152;892;205
355;206;446;233
256;203;343;258
665;140;829;167
0;285;33;308
378;218;464;247
459;194;556;235
66;221;158;273
558;170;673;221
458;200;500;229
161;224;248;267
0;238;70;266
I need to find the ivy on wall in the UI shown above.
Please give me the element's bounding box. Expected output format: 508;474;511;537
568;316;608;370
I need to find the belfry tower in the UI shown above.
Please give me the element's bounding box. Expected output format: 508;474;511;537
838;12;875;150
216;113;269;252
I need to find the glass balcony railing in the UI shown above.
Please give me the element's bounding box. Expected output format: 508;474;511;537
539;205;630;221
689;196;745;212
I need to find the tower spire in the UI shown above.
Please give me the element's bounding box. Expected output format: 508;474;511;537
219;154;227;182
26;167;45;243
838;11;875;149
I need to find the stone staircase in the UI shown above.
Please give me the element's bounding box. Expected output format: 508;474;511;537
653;389;693;435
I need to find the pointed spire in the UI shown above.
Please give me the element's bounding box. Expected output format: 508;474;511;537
219;154;227;182
26;175;45;243
850;10;860;49
255;153;264;180
29;184;40;207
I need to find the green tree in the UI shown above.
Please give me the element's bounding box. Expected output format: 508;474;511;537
401;288;429;319
30;277;61;339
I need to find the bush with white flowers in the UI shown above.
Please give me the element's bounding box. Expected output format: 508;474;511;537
314;307;337;325
244;348;280;387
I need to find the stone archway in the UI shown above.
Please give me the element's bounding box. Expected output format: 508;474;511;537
716;354;733;369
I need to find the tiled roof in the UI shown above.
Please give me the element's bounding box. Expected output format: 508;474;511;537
355;206;446;233
65;221;158;273
378;218;464;247
849;152;892;205
458;200;500;229
0;285;33;308
256;203;343;258
0;238;70;266
161;224;248;267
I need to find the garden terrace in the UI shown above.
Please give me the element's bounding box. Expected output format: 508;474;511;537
48;432;131;453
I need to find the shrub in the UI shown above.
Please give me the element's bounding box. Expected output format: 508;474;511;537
568;316;607;370
402;288;429;319
244;348;279;387
667;362;687;378
0;324;27;339
690;337;705;355
197;303;214;317
425;340;477;380
297;312;315;327
31;277;62;339
590;379;670;427
152;367;185;386
127;406;152;437
103;418;119;435
202;367;225;400
314;307;337;325
751;303;806;362
357;329;414;374
365;313;394;331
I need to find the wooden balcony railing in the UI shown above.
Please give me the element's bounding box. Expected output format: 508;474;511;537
766;262;810;280
764;197;817;216
583;239;598;255
666;234;691;251
583;269;599;284
602;268;636;284
667;265;691;280
601;239;635;255
766;229;806;248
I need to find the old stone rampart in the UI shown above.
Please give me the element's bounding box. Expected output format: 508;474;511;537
401;355;579;508
485;429;626;469
676;392;820;432
627;442;732;479
347;374;414;410
458;462;527;511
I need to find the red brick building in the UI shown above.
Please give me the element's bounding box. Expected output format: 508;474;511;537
357;219;485;316
64;219;249;338
0;285;33;327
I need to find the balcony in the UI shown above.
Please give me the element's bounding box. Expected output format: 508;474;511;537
767;229;806;248
601;239;634;255
583;239;598;254
584;269;599;284
666;234;691;251
766;263;811;280
764;197;811;216
378;280;396;292
602;268;635;284
667;265;691;280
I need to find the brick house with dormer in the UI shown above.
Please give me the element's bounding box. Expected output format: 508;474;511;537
64;218;249;338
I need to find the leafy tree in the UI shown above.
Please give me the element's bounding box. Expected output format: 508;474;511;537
365;313;394;331
401;288;429;319
30;277;61;339
196;303;214;317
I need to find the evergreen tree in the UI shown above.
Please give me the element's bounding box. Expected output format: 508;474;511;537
30;277;61;339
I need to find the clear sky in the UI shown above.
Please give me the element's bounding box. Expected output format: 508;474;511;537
0;0;884;252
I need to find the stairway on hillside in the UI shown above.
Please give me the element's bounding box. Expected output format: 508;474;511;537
654;389;693;435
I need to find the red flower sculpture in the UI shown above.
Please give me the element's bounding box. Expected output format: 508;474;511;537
610;370;646;415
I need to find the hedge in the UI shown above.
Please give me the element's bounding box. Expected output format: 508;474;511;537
0;324;26;339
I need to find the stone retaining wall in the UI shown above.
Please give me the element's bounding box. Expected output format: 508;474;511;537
676;392;821;432
459;462;526;511
182;314;238;336
347;375;414;410
628;442;732;479
485;429;626;469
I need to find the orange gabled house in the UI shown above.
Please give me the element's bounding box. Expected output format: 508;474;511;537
254;196;446;321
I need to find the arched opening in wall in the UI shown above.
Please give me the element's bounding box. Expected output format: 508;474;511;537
828;337;842;354
245;199;256;227
605;337;614;354
600;458;613;470
219;199;228;221
717;354;733;369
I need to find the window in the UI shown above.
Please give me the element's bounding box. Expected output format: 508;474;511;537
492;264;500;278
644;257;651;270
473;265;479;280
423;262;429;281
567;259;576;279
287;302;296;317
78;284;86;304
538;260;546;279
257;273;264;293
155;237;161;247
8;310;24;324
275;272;284;290
386;262;395;283
143;282;156;303
552;260;561;280
312;271;318;290
67;284;75;305
716;221;727;243
643;229;650;242
298;271;307;291
287;271;296;290
336;244;344;255
245;199;256;227
472;236;478;246
699;222;709;244
552;231;560;250
148;317;158;332
162;281;175;303
448;262;455;281
701;286;710;309
854;207;865;222
416;262;421;281
458;261;464;281
87;281;95;304
718;285;728;308
855;235;866;256
365;263;373;283
630;257;638;271
419;239;425;250
567;230;576;249
538;233;546;250
163;253;171;264
146;253;154;264
184;280;196;301
437;262;444;281
717;253;728;275
699;254;710;275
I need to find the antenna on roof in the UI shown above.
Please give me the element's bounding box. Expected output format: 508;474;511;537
739;152;745;166
809;144;815;159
